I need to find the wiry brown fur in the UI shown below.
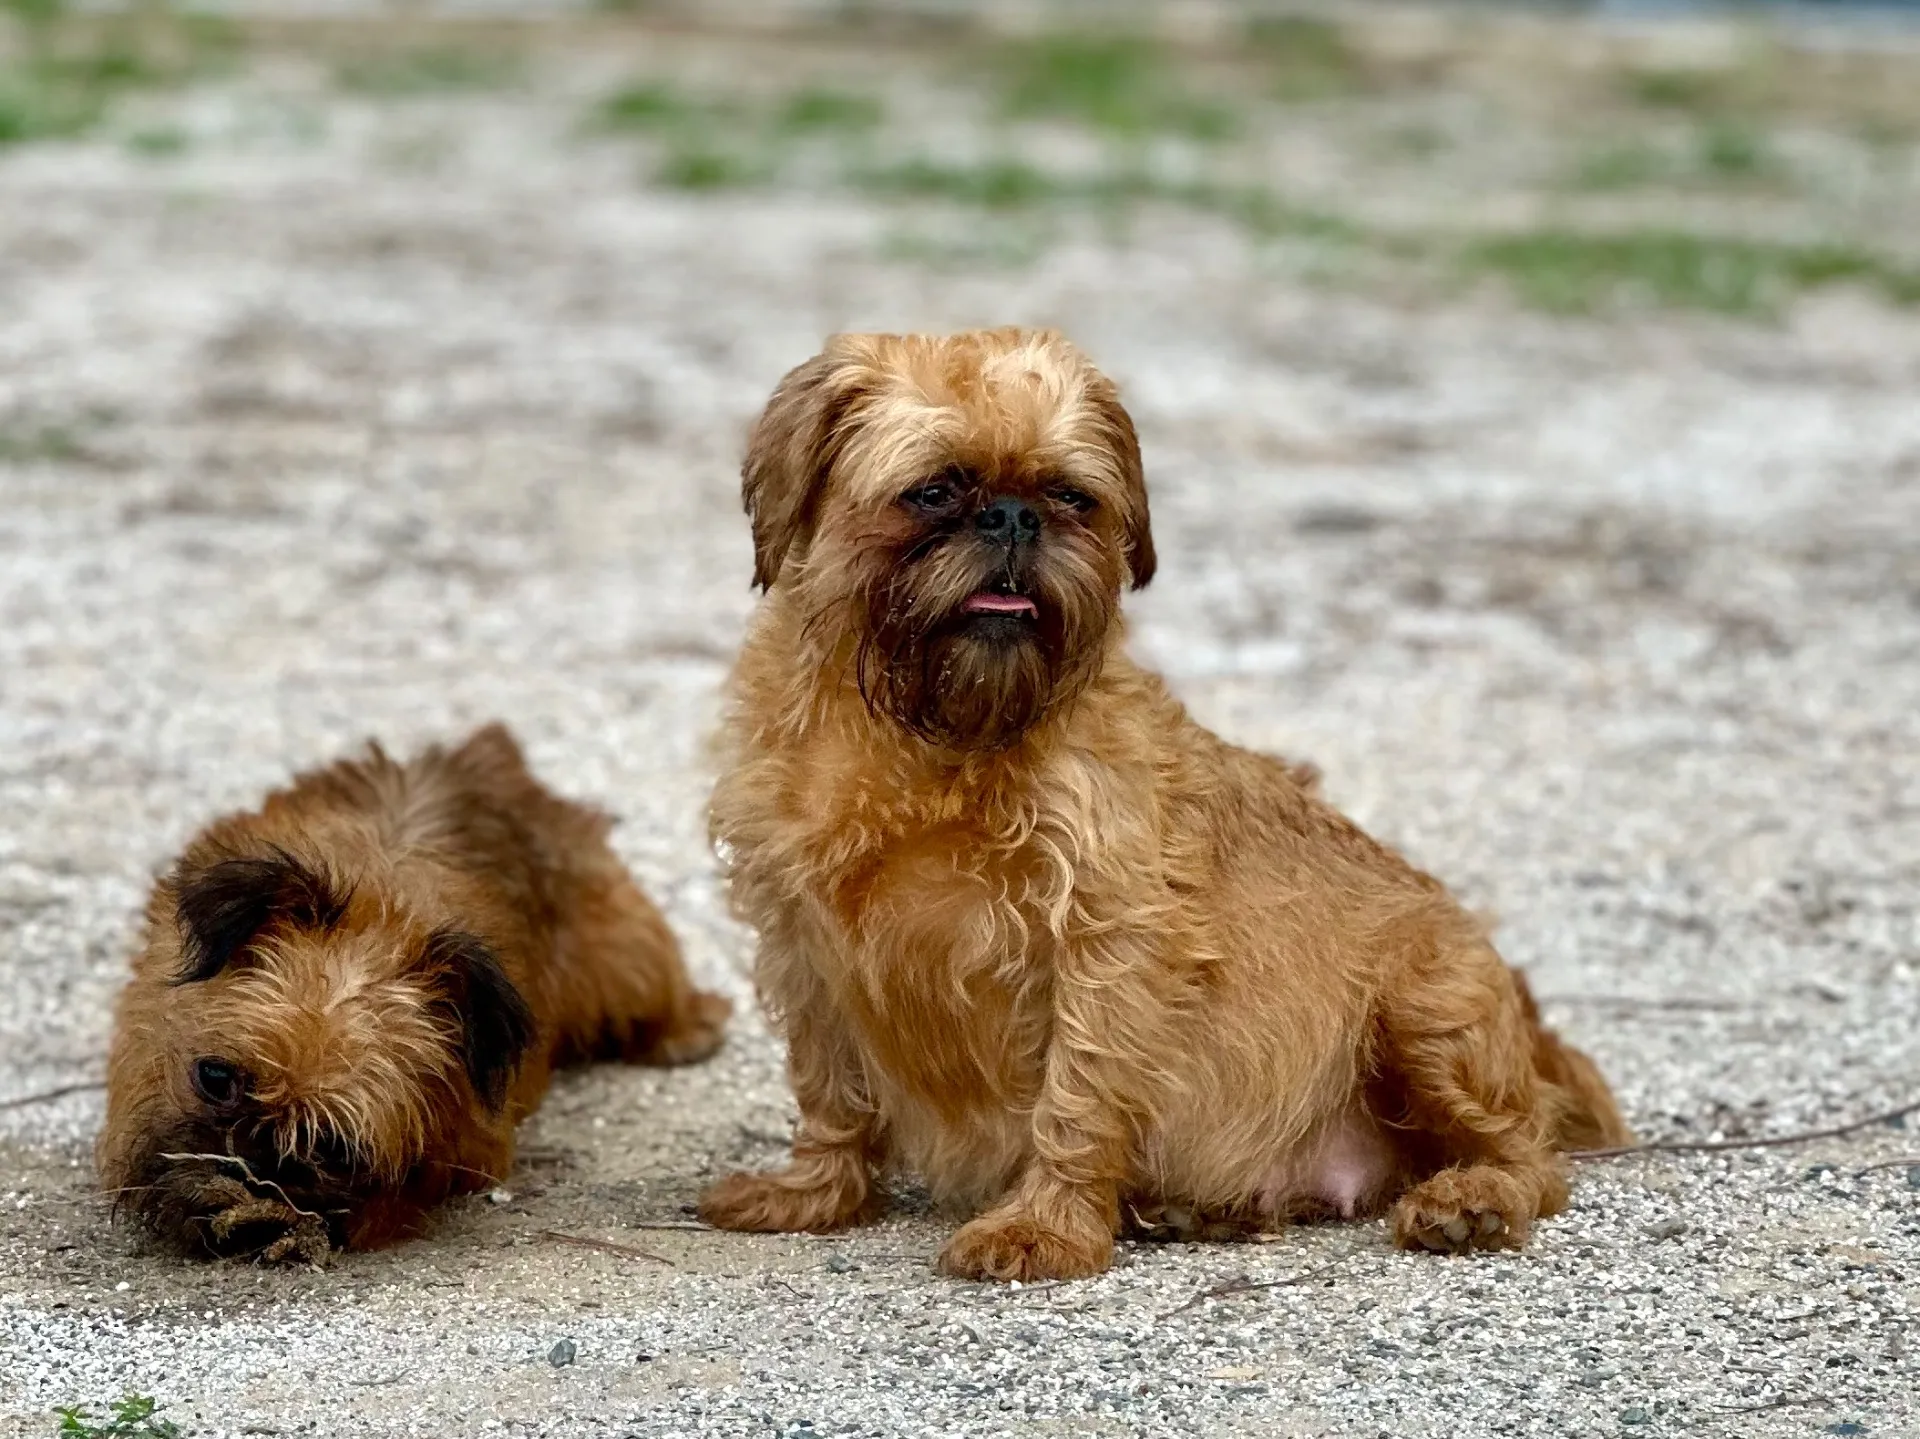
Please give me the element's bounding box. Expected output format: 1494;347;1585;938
700;328;1631;1281
99;724;729;1259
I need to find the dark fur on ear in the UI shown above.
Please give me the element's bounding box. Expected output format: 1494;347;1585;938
425;929;536;1110
171;847;349;985
743;346;865;590
1085;373;1155;590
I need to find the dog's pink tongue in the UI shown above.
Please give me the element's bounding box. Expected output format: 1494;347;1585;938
964;592;1038;617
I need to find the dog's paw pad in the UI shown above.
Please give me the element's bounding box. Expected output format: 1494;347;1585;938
1392;1200;1519;1254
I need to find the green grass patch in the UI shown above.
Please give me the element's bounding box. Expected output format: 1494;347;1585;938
0;422;87;463
2;0;66;27
1468;229;1920;315
594;79;882;191
851;153;1361;246
0;75;99;142
1622;67;1732;113
1569;122;1782;191
775;86;883;134
856;155;1061;207
1246;14;1369;101
1695;120;1773;179
124;122;188;157
55;1394;183;1439
993;35;1238;140
334;47;520;95
594;79;710;131
653;142;770;190
1213;186;1362;243
1571;141;1670;191
0;10;240;146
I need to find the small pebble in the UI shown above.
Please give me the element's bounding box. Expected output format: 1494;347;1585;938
1620;1407;1651;1426
487;1189;513;1205
1643;1218;1688;1241
1906;1166;1920;1190
824;1253;854;1274
548;1339;576;1368
1824;1424;1868;1437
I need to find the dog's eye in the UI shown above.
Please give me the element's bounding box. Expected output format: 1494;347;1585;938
900;481;958;513
190;1057;246;1109
1048;486;1097;514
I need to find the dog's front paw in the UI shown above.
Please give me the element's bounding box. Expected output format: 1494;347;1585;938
698;1157;873;1234
1389;1164;1543;1254
938;1208;1113;1282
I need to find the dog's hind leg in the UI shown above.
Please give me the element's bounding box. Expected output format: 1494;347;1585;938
548;865;730;1068
1369;922;1575;1254
1513;970;1634;1151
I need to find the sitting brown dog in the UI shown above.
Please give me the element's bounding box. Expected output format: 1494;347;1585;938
699;327;1631;1281
99;723;729;1261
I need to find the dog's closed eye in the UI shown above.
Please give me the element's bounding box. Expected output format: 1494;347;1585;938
1046;485;1098;514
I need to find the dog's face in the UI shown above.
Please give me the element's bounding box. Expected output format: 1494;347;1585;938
103;847;532;1254
743;328;1155;748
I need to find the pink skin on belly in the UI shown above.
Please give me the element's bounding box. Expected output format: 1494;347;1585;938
1257;1110;1398;1220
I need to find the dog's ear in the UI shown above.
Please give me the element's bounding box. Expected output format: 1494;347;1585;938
1086;375;1155;590
743;346;865;590
171;848;349;984
425;929;535;1110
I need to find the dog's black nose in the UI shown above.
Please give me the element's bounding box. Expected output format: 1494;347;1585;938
976;497;1041;545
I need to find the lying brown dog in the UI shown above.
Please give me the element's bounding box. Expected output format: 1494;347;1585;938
699;327;1630;1281
99;723;728;1261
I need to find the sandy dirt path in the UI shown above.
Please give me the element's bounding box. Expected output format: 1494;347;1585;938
2;12;1917;1437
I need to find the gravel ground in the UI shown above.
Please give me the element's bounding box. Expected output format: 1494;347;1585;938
2;12;1919;1439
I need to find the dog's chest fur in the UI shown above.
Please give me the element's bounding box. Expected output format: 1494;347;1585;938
733;721;1081;1195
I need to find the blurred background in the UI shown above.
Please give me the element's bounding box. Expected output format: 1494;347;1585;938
5;0;1920;313
4;3;1919;1435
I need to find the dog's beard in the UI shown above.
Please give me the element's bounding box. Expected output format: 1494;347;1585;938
848;533;1117;750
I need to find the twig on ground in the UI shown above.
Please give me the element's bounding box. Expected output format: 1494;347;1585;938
1717;1395;1816;1416
0;1079;105;1109
1572;1099;1920;1161
623;1219;713;1231
157;1152;326;1219
1158;1251;1358;1320
1856;1156;1920;1174
537;1229;674;1266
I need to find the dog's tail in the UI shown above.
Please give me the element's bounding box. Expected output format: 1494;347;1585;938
1514;971;1635;1151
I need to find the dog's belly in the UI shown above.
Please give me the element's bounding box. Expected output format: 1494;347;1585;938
1137;1101;1399;1222
1252;1108;1399;1219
